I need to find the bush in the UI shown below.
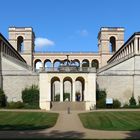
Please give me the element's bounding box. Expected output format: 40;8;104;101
22;85;39;108
129;96;136;106
113;99;121;108
7;101;24;109
63;93;70;101
54;94;60;101
96;99;106;108
0;88;6;107
96;89;107;108
96;89;106;101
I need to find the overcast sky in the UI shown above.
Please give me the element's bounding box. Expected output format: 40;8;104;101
0;0;140;52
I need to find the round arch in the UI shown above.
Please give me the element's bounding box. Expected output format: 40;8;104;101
75;77;85;101
82;59;90;67
53;59;61;67
63;77;72;101
109;36;116;52
72;59;80;67
17;36;24;52
34;59;42;70
91;59;99;69
44;59;52;68
51;77;60;102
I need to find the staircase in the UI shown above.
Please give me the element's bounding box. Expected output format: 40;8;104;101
51;102;85;111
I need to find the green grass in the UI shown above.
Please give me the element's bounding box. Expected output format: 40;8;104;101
0;111;58;130
79;111;140;131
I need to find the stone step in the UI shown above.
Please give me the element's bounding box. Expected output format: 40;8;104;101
51;102;86;111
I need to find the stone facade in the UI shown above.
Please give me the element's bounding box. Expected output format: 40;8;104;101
1;26;140;110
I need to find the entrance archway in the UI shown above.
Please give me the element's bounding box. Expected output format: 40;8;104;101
51;77;60;101
63;77;72;101
75;77;85;101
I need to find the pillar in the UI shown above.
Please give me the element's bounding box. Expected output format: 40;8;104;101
84;81;88;101
134;37;138;54
60;80;63;102
72;80;75;101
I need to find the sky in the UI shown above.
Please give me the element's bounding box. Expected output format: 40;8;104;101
0;0;140;52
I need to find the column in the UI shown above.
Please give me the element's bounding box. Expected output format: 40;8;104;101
60;80;63;102
134;37;138;54
84;81;88;101
138;38;140;53
72;80;75;102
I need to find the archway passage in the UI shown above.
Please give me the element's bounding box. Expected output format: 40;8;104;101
82;59;89;67
44;59;52;69
34;59;42;70
91;59;99;69
17;36;24;52
53;59;61;68
63;77;72;101
110;36;116;52
75;77;85;101
51;77;60;102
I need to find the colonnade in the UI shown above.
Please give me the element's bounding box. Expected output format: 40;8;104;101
109;37;140;63
0;39;25;63
51;76;85;102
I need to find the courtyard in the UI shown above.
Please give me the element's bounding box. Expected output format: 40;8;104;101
0;109;140;139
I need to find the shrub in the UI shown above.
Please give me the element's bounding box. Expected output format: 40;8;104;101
22;85;39;108
0;88;6;107
63;93;70;101
113;99;121;108
129;96;136;106
123;103;129;108
7;101;24;109
96;99;106;108
54;94;60;101
96;89;106;101
96;89;107;108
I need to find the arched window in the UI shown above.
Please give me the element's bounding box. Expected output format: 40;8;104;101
34;59;42;70
109;36;116;53
53;59;61;67
44;59;52;68
51;77;60;102
17;36;24;52
91;59;99;69
82;59;89;67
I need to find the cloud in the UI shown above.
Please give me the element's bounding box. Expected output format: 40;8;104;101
35;37;55;48
76;29;89;37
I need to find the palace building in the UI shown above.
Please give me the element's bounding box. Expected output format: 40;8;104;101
0;27;140;110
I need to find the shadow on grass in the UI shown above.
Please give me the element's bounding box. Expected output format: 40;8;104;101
0;124;54;130
0;130;85;139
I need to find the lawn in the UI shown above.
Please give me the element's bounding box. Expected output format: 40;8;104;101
79;111;140;131
0;111;58;130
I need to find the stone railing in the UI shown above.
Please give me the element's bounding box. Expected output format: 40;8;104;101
0;33;26;63
38;66;96;73
108;32;140;64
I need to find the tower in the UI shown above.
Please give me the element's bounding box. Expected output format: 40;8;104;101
8;27;35;67
98;27;125;66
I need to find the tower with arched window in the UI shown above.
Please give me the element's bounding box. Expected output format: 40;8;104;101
8;27;35;67
98;27;125;66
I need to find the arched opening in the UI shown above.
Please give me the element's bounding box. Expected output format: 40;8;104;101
51;77;60;102
62;59;71;66
34;59;42;70
91;59;99;69
53;59;61;68
63;77;72;101
72;59;80;67
44;59;52;69
17;36;24;52
82;59;89;67
109;36;116;53
75;77;85;101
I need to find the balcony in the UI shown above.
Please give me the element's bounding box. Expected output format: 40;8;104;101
39;66;96;73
